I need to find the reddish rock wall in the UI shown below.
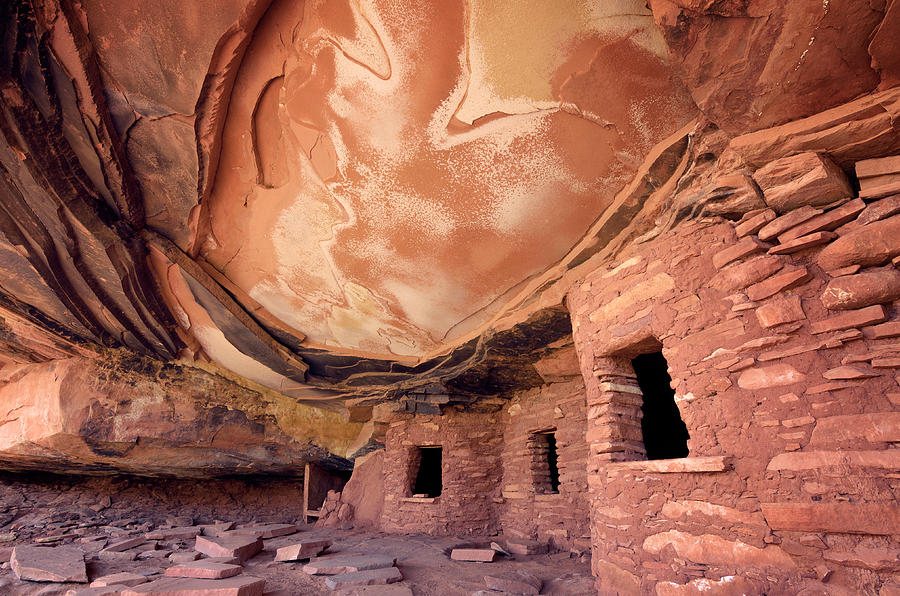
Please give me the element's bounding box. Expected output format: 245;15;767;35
568;157;900;593
381;409;502;536
498;376;590;552
0;353;362;477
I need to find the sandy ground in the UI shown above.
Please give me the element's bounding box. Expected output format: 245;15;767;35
0;472;594;595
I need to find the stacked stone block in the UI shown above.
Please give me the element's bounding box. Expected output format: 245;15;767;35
381;409;502;536
498;375;590;552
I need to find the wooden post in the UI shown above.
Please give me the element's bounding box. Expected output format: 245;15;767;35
303;462;311;523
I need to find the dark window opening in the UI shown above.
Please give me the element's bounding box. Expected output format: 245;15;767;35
411;446;442;497
531;430;560;494
631;351;689;460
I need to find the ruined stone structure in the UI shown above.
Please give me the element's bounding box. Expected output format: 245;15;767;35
1;0;900;594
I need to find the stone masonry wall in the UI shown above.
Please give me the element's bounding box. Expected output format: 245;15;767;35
568;151;900;594
498;375;590;553
381;408;502;536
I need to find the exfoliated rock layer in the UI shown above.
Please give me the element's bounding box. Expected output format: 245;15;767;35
0;351;364;476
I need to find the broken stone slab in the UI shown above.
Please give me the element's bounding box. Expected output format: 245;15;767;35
273;540;331;562
712;236;770;269
121;575;265;596
450;549;497;562
35;533;79;543
810;305;887;334
103;536;146;553
91;572;149;587
170;551;202;563
303;555;397;575
11;544;88;583
504;540;549;556
746;267;810;301
194;535;262;563
489;542;510;557
768;231;836;255
823;365;880;380
138;548;172;560
758;205;822;241
777;198;866;243
735;208;776;237
199;523;235;537
753;152;853;213
145;527;202;541
484;570;542;595
324;567;403;590
708;255;783;293
806;381;858;394
226;524;296;539
165;561;243;579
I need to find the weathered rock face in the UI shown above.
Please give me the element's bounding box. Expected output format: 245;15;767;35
650;0;895;134
0;352;364;477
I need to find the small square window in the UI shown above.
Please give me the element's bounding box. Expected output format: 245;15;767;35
410;446;442;497
530;430;560;494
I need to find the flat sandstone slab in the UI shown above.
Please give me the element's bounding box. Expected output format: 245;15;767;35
11;544;88;583
505;540;549;555
91;571;150;587
195;535;262;563
450;549;497;562
303;555;397;575
145;527;202;541
165;561;243;579
762;503;900;535
121;575;265;596
274;540;331;562
324;566;403;590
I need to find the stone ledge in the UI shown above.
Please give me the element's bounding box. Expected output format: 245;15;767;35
762;502;900;534
604;456;732;474
399;497;438;504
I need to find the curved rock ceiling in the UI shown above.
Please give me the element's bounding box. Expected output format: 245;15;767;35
186;0;693;359
1;0;898;407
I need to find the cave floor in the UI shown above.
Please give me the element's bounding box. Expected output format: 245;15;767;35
0;472;594;595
